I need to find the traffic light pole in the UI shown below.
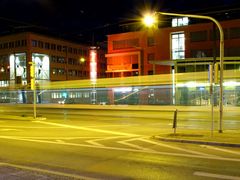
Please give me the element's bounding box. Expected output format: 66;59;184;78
30;62;37;119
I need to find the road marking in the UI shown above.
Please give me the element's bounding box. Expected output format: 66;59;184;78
193;171;240;180
34;120;139;137
1;135;240;162
0;128;20;131
0;136;111;140
56;139;65;143
86;124;139;128
118;138;155;151
200;145;240;155
86;136;123;147
0;162;97;180
141;138;217;157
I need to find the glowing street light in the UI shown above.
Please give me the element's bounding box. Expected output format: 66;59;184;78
143;12;224;133
142;13;157;28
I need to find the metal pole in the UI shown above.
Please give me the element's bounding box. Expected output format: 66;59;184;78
30;61;37;119
155;11;224;133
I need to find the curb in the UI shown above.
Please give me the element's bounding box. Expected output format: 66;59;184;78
152;136;240;148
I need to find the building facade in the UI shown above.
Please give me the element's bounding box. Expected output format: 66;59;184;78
0;32;107;86
0;32;107;103
105;18;240;106
106;18;240;77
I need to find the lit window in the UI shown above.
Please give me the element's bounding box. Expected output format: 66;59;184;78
172;17;189;27
171;32;185;60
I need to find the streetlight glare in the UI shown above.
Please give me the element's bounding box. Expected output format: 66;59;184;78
143;14;157;27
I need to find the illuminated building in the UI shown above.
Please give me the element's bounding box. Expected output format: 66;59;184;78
0;32;106;87
106;18;240;76
0;32;106;103
105;18;240;105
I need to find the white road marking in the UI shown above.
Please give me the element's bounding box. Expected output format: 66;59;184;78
55;139;65;143
34;121;139;137
140;138;217;157
118;138;155;151
193;171;240;180
1;135;240;162
200;145;240;155
86;136;123;147
0;136;111;140
86;124;139;128
0;162;97;180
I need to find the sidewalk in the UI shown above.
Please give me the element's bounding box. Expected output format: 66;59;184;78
152;129;240;148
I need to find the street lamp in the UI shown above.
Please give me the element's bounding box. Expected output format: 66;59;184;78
143;11;224;133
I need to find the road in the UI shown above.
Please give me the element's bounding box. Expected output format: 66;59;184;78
0;104;240;179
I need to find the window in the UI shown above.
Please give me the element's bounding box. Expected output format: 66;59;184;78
113;38;139;50
32;40;38;47
190;31;208;42
21;40;27;46
147;53;155;61
9;42;14;48
171;32;185;60
62;46;67;52
57;45;62;52
148;70;153;75
147;37;155;46
38;41;44;48
45;43;50;49
172;17;189;27
51;44;56;50
132;64;139;69
229;27;240;39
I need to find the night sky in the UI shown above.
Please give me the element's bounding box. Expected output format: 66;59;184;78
0;0;239;44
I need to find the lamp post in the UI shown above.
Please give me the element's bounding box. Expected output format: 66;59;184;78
144;11;224;133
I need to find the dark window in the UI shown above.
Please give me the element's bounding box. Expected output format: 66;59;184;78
147;37;155;46
62;46;67;52
51;44;56;50
147;53;155;61
38;41;43;48
57;45;62;51
3;43;8;49
9;42;14;48
32;40;38;47
210;28;228;40
229;27;240;39
190;31;208;42
21;40;27;46
68;47;72;53
226;47;240;56
15;41;21;47
113;38;139;50
73;48;77;54
132;64;139;69
148;70;153;75
45;43;50;49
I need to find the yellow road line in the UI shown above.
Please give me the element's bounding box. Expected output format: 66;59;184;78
34;120;139;137
0;162;97;180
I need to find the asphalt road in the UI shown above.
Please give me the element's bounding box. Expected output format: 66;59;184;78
0;105;240;179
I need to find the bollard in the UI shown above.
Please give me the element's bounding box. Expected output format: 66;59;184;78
173;109;178;134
